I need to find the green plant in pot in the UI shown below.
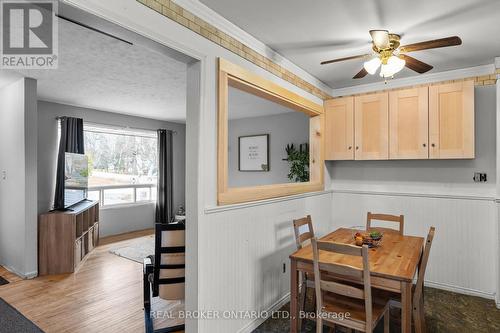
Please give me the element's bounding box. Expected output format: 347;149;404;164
285;143;309;182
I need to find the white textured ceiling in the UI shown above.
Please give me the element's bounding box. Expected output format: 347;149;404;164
228;86;295;120
6;19;188;122
200;0;500;88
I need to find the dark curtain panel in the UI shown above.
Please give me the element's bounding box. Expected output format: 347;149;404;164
53;117;85;210
156;129;174;224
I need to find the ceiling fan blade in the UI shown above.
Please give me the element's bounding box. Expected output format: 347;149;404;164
369;30;390;49
353;68;368;79
400;36;462;53
320;54;369;65
400;54;433;73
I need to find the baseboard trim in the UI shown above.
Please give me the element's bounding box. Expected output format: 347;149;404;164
331;189;495;202
237;292;291;333
1;264;37;280
424;280;495;300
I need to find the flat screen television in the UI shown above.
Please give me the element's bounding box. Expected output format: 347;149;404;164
64;153;89;208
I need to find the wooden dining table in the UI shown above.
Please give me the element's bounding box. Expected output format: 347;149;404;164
289;228;424;333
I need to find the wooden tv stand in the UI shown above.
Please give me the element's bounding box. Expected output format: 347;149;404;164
38;200;100;275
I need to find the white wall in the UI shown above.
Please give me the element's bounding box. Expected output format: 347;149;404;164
0;78;38;278
37;100;186;236
61;1;330;332
327;85;498;299
228;112;309;187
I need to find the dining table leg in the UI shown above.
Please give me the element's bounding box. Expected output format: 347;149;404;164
290;259;299;333
401;281;412;333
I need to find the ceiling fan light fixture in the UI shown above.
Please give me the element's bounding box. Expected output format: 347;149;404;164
363;57;381;75
379;55;405;77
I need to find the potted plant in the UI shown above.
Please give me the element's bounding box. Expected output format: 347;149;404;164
285;143;309;182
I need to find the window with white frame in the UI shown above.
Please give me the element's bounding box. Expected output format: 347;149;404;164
84;123;158;207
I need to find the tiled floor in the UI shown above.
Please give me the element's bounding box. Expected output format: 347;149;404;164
253;287;500;333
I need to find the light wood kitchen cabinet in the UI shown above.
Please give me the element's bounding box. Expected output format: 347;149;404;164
429;80;474;159
354;92;389;160
389;87;429;159
324;97;354;160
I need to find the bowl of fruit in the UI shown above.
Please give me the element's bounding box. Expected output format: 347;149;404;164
353;231;383;248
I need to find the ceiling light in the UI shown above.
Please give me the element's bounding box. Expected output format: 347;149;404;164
363;57;381;75
379;55;406;78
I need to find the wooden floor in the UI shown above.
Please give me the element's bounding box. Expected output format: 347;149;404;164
0;229;155;333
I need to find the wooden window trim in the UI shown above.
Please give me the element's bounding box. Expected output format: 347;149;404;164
217;58;324;205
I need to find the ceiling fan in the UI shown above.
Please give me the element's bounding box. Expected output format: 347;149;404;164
320;30;462;79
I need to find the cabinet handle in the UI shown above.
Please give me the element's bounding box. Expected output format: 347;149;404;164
355;146;359;150
431;143;436;147
423;143;426;147
348;146;352;150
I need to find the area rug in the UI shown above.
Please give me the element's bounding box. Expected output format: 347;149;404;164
0;277;8;286
109;235;154;263
0;298;44;333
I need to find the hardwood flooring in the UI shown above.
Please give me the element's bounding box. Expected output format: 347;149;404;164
0;229;154;333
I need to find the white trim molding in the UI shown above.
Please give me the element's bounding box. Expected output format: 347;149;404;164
2;264;37;280
332;189;496;202
237;292;291;333
173;0;333;95
332;64;495;97
205;190;333;214
424;280;495;300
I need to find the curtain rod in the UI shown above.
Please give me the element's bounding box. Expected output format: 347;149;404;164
55;117;178;135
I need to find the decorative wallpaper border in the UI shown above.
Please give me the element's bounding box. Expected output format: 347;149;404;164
137;0;332;100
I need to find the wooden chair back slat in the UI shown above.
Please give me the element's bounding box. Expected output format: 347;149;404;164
317;240;363;256
298;231;314;245
318;262;364;279
320;280;365;299
312;239;373;331
413;227;435;304
293;215;314;249
366;212;404;235
154;223;186;301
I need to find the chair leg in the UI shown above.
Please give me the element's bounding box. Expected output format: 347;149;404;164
298;274;307;330
311;288;316;313
384;308;390;333
421;293;427;333
413;297;422;333
316;317;323;333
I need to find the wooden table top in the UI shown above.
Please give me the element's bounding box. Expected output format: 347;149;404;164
290;228;424;282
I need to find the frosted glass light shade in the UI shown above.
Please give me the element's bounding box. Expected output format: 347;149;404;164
380;56;406;77
363;57;381;75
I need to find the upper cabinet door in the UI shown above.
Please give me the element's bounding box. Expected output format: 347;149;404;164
324;97;354;160
354;92;389;160
389;87;429;159
429;80;475;159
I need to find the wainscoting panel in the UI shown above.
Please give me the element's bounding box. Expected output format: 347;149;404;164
331;191;498;299
198;192;333;333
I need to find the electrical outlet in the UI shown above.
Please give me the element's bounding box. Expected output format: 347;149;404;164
473;172;487;182
282;263;286;274
1;171;6;180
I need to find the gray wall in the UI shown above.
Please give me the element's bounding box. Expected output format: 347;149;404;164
228;112;309;187
0;78;38;278
327;85;496;196
37;101;186;236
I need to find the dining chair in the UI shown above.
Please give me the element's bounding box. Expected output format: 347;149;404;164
366;212;404;235
292;215;316;326
386;226;435;333
144;223;185;333
311;238;391;333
